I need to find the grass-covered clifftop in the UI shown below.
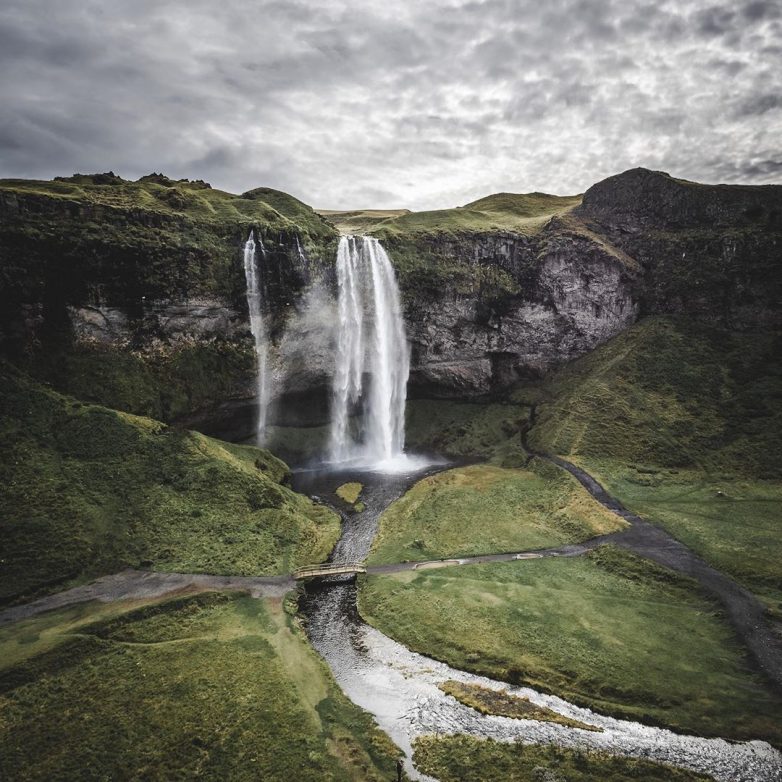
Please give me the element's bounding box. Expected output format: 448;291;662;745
0;173;336;309
0;365;340;604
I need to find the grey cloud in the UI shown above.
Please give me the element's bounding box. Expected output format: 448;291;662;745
0;0;779;209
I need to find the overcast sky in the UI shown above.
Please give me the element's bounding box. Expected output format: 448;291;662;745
0;0;780;209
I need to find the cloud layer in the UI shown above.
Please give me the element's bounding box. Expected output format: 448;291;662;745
1;0;780;208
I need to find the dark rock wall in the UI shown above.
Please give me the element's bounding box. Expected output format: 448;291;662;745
2;168;779;424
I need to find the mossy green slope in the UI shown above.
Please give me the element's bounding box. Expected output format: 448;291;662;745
529;316;782;475
0;366;340;603
529;315;782;605
28;338;256;422
0;173;336;306
367;463;624;565
359;547;782;746
0;592;402;781
316;208;411;234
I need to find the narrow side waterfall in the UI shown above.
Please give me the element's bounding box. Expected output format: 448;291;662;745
243;231;270;444
329;236;411;470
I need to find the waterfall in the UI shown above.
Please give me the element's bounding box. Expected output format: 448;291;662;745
329;235;412;470
243;231;270;444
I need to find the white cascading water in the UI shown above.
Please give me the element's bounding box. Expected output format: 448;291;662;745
243;231;270;444
329;235;413;470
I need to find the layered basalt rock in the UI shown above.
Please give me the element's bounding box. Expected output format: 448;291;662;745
2;168;779;429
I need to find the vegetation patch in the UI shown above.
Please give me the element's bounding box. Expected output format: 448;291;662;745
371;192;582;239
0;366;340;604
336;482;363;505
406;398;531;464
367;463;624;565
439;681;600;731
573;459;782;611
412;735;713;782
529;315;782;606
0;592;402;781
359;547;782;746
26;338;256;421
529;317;782;477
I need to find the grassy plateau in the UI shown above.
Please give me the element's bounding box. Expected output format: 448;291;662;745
0;591;401;781
367;462;624;565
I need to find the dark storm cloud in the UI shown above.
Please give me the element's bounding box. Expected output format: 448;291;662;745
0;0;779;209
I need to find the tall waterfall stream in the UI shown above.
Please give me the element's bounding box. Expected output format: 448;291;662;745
329;235;421;471
242;231;270;443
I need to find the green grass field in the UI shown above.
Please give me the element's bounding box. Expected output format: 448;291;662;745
316;208;412;234
367;463;624;565
359;547;782;746
412;736;713;782
0;591;401;781
572;459;782;612
0;367;340;603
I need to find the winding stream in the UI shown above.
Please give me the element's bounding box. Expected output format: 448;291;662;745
295;463;782;782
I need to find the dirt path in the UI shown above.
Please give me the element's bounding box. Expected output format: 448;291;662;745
0;569;293;626
540;452;782;692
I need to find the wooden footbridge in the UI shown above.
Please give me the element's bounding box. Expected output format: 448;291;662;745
293;561;367;580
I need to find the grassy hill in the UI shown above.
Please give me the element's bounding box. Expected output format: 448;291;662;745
0;592;401;780
0;365;340;604
529;316;782;475
371;192;581;239
529;316;782;609
316;208;411;234
318;193;580;239
0;172;336;311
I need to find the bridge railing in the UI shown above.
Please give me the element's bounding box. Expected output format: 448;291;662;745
293;561;367;580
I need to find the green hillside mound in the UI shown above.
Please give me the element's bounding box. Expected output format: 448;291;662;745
530;316;782;475
0;367;340;604
530;316;782;607
316;208;411;234
372;191;581;239
0;173;336;310
0;593;400;781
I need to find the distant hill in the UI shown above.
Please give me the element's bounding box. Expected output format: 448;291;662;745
318;192;582;237
316;208;411;234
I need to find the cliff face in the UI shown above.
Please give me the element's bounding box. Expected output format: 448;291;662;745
1;169;779;430
0;175;338;421
400;227;638;396
575;168;782;326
